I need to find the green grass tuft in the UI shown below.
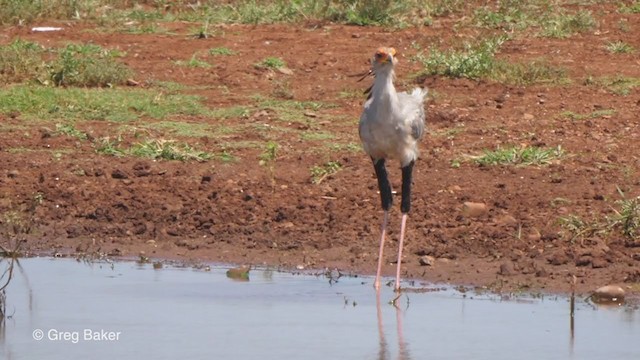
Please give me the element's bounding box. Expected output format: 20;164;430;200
474;145;564;166
95;136;212;161
560;109;616;120
0;0;442;27
130;139;211;161
417;37;507;79
1;41;132;87
619;1;640;13
310;161;342;184
255;57;286;69
538;10;597;38
417;38;566;85
493;59;568;85
50;43;132;87
0;85;211;122
584;75;640;96
95;136;125;157
55;123;88;140
604;41;634;54
610;197;640;239
209;47;236;56
0;39;45;83
175;53;211;68
473;1;542;31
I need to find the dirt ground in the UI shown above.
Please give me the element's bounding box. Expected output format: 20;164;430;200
1;5;640;295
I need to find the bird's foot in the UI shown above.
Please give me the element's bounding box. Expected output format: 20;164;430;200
390;292;402;307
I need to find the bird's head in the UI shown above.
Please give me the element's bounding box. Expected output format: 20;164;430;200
371;47;397;69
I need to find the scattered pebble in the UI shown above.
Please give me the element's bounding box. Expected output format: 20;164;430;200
498;262;515;276
111;169;129;179
462;202;488;218
548;252;569;266
277;67;294;75
496;215;518;227
419;255;435;266
447;185;462;192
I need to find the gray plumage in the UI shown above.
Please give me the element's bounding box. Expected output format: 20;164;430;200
359;48;427;167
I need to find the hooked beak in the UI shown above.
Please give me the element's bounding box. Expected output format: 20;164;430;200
374;47;396;65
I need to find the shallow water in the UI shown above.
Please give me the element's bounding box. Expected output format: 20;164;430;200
0;257;638;360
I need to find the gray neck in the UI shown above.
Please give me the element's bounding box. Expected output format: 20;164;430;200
372;68;397;103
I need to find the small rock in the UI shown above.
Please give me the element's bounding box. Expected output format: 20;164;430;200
111;169;129;179
498;262;515;276
419;255;435;266
592;285;625;304
166;228;180;236
496;215;518;227
528;248;543;258
523;113;535;121
277;67;294;75
132;162;151;177
7;170;19;178
547;252;569;265
126;79;139;86
462;202;488;218
576;256;592;267
303;111;318;118
447;185;462;192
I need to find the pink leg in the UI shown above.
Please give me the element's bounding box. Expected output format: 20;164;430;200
374;211;390;290
394;213;408;292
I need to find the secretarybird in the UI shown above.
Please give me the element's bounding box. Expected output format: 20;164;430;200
358;47;427;292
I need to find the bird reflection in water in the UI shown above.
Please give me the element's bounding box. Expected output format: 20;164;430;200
376;292;412;360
